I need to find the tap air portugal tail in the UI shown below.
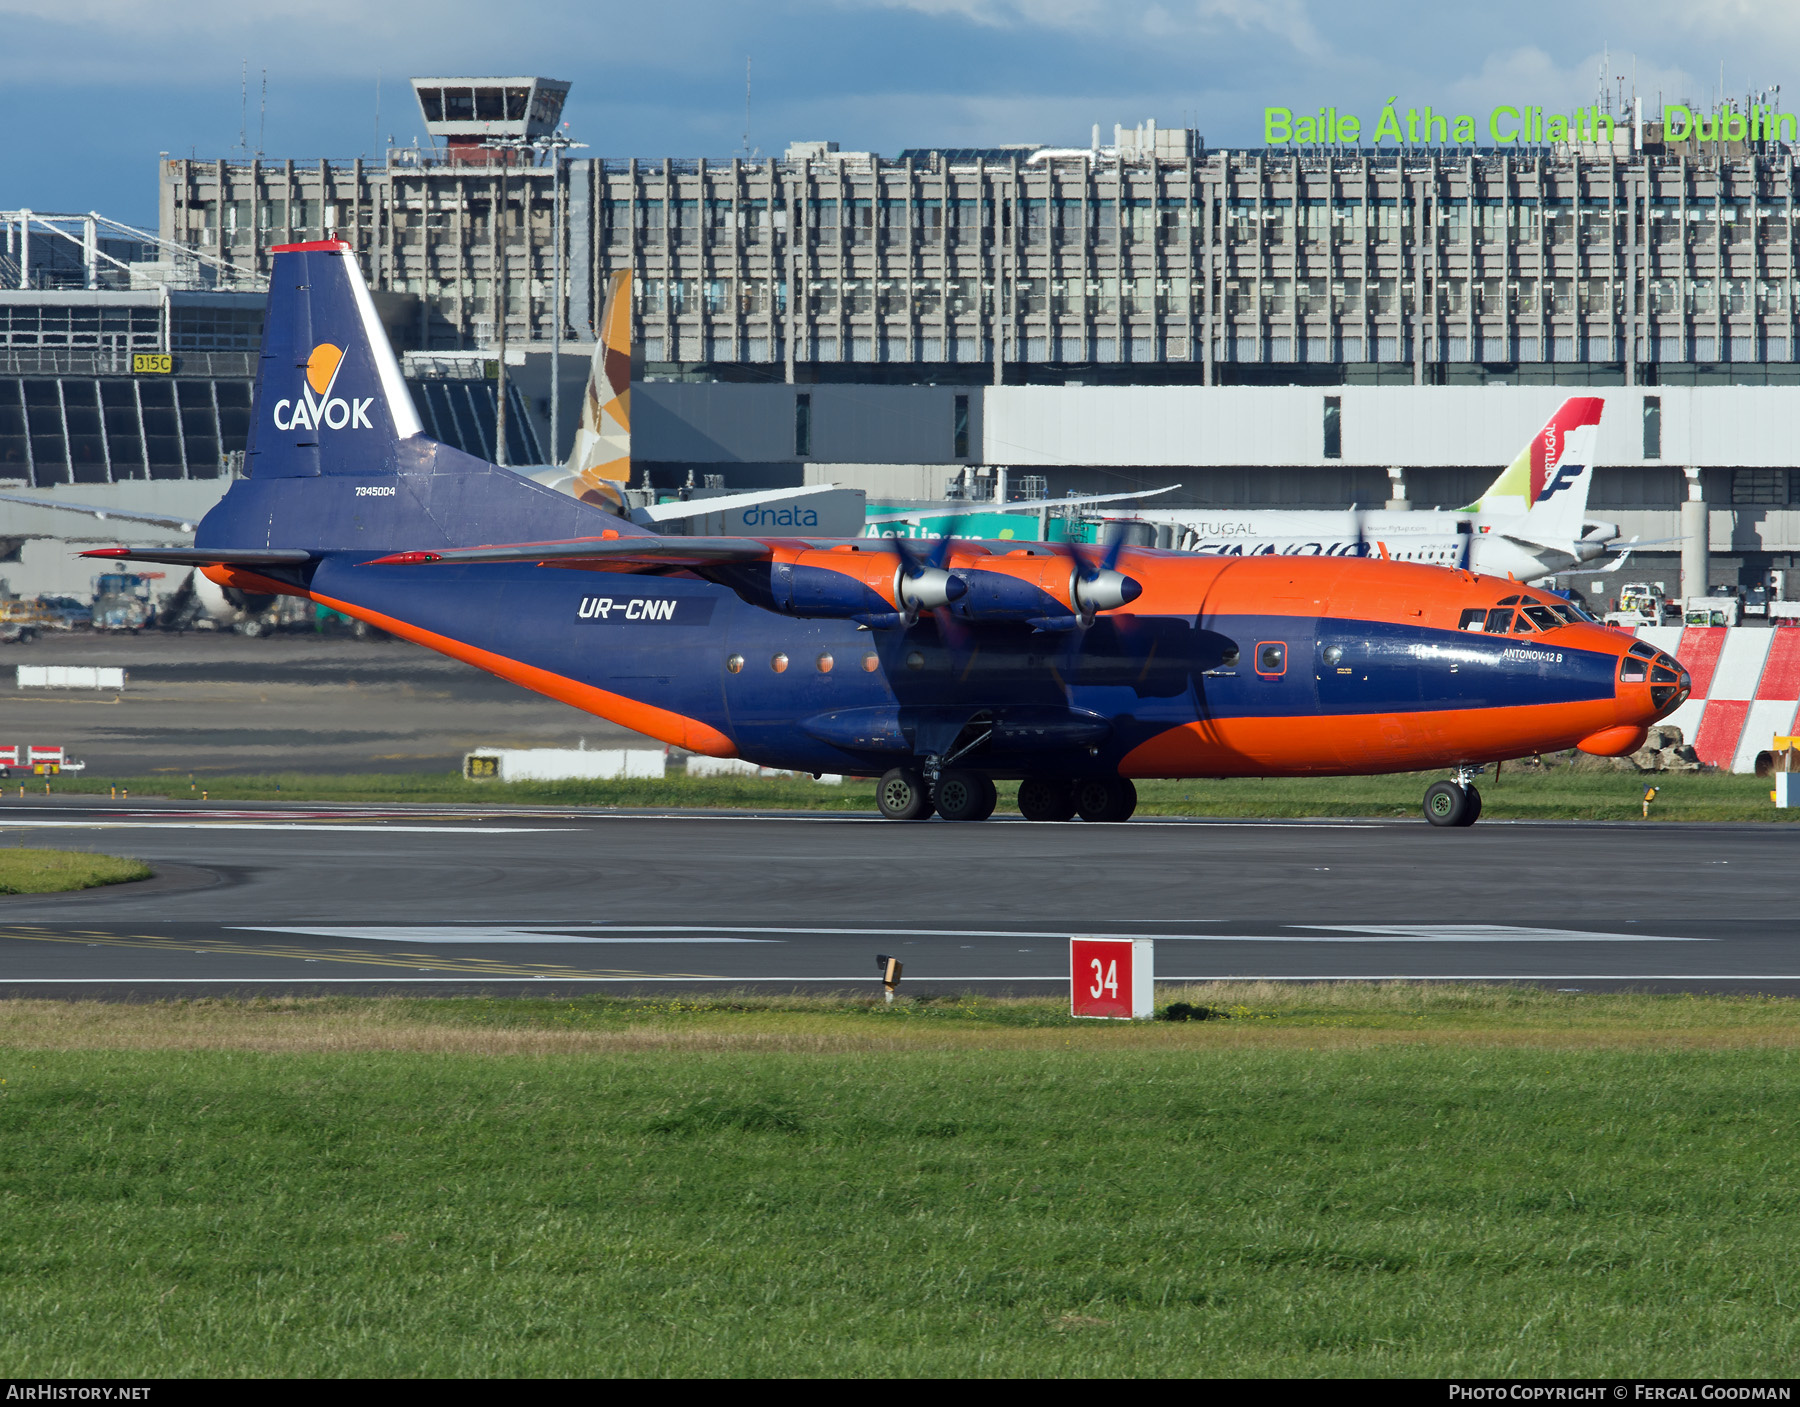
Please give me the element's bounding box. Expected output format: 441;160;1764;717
1463;395;1605;542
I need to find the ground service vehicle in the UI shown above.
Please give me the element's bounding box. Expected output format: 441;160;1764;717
89;573;156;631
88;242;1691;827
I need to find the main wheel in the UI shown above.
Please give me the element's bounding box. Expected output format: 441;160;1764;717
877;768;934;821
1457;786;1482;827
1075;777;1138;823
1017;775;1077;822
1423;780;1470;827
934;771;996;822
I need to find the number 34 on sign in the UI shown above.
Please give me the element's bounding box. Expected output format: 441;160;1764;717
1069;937;1154;1020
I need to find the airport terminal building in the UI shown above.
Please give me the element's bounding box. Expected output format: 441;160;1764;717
6;77;1800;596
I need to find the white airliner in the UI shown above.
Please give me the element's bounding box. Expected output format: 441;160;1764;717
1104;396;1623;581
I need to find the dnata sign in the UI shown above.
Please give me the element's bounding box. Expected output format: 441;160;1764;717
739;505;820;528
272;343;373;432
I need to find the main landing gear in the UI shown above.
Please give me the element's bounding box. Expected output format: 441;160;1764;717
1423;767;1485;828
876;767;996;822
1018;775;1137;823
876;769;1136;823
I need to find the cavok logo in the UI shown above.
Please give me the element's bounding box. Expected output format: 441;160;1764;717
578;596;679;621
272;343;374;433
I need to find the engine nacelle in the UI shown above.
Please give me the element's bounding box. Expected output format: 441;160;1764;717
943;569;1064;622
769;562;894;618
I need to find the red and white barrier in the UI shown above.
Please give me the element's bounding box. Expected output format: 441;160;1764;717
1634;626;1800;772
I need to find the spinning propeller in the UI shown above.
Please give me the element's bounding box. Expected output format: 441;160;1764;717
1056;522;1144;627
873;524;967;625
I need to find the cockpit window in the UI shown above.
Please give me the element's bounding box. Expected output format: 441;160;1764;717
1458;608;1489;632
1544;602;1580;625
1522;604;1562;632
1496;594;1524;606
1485;607;1516;633
1510;611;1539;634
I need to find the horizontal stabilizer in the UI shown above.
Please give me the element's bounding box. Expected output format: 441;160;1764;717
0;492;197;533
81;546;316;567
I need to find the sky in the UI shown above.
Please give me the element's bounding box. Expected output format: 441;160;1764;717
3;0;1798;229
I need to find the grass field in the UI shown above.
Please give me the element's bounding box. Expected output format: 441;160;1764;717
0;847;150;894
43;766;1798;821
3;986;1798;1376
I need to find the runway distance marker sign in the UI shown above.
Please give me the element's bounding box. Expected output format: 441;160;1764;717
1071;936;1154;1020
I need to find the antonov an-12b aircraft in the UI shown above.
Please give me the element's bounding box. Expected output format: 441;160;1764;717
89;242;1688;827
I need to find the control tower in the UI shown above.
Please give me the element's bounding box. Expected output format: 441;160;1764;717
410;76;571;164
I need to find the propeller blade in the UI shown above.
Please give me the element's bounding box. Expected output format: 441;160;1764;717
871;519;966;620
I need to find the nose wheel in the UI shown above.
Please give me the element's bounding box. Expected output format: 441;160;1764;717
1423;770;1484;828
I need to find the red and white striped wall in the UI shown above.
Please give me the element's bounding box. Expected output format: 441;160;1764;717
1632;626;1800;772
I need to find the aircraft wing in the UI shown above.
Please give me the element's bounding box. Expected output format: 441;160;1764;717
633;484;851;527
864;484;1181;526
0;492;197;533
81;546;316;567
364;536;777;568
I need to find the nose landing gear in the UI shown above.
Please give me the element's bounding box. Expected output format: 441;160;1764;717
1423;766;1485;828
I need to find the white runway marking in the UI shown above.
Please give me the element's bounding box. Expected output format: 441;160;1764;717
230;923;1703;944
1293;924;1702;943
3;974;1797;985
0;822;574;834
237;926;780;944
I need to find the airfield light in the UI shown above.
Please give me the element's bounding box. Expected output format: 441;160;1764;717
1642;785;1659;818
876;954;903;1004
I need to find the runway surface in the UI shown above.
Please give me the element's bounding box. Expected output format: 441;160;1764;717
0;797;1791;997
3;633;637;775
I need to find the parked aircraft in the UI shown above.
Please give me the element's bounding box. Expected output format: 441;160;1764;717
518;270;854;530
871;397;1627;581
88;242;1689;826
1106;396;1620;580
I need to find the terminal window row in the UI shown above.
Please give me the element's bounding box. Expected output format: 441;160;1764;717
0;377;533;487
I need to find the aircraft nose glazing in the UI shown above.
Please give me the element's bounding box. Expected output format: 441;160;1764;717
1617;642;1689;721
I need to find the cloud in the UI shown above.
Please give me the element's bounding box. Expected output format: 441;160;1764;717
1193;0;1325;59
844;0;1108;27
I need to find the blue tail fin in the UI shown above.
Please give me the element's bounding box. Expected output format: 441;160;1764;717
201;239;642;552
245;240;425;479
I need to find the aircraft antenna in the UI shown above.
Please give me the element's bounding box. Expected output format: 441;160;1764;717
742;56;757;159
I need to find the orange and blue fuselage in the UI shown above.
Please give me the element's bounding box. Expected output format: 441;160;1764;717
223;546;1685;781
